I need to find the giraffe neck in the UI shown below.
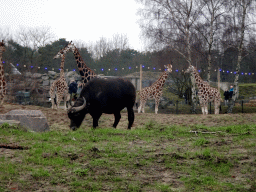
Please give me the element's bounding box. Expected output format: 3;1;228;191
73;47;96;83
192;69;206;88
0;52;3;76
152;70;169;88
60;55;65;77
73;47;88;69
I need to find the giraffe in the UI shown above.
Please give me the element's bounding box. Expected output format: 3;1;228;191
185;65;221;115
49;53;70;110
138;64;172;114
54;41;97;87
0;40;6;106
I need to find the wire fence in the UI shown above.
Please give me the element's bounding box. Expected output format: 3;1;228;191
141;97;256;114
4;74;256;114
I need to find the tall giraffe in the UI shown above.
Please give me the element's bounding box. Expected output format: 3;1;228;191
185;65;221;115
55;41;97;87
49;53;70;110
138;64;172;114
0;40;6;106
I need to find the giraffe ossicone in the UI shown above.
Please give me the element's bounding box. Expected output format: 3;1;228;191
0;40;6;106
138;64;172;114
185;65;221;115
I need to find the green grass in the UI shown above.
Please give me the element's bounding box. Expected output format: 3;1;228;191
0;121;256;191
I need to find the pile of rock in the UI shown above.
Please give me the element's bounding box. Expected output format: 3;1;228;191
24;70;82;87
5;70;82;104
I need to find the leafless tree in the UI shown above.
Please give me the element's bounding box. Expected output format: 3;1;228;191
0;27;13;41
16;26;56;50
196;0;230;82
111;33;129;51
226;0;256;113
136;0;204;113
91;34;130;60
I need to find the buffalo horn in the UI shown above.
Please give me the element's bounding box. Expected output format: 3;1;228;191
71;97;86;112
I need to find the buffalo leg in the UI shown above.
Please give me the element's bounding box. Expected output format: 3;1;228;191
127;107;134;129
113;112;121;128
92;114;101;128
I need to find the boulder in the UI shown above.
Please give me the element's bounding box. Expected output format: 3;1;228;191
0;110;50;132
48;71;57;79
32;73;42;79
42;75;49;81
66;71;77;77
43;80;50;86
24;72;32;77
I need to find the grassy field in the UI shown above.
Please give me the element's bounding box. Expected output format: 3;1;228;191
1;111;256;191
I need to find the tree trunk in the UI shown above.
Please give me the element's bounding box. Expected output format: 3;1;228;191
186;4;197;114
227;0;247;113
227;55;241;113
207;54;212;82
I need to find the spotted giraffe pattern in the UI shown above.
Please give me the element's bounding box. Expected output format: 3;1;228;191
185;65;221;115
0;40;6;106
138;64;172;114
54;42;97;87
49;54;70;110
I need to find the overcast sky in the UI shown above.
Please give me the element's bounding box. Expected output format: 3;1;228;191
0;0;144;51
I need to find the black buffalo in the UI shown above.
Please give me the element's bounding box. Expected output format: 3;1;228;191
68;77;136;130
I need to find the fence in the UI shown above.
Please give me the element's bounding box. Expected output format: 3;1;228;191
139;97;256;114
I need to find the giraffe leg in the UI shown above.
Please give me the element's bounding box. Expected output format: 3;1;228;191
201;106;205;114
138;99;146;113
138;101;142;113
56;94;61;109
155;98;160;114
215;101;220;114
50;94;56;109
205;106;208;115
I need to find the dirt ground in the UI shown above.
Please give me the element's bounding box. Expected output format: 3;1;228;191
1;103;256;130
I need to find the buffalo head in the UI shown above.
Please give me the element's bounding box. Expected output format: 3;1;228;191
68;97;87;131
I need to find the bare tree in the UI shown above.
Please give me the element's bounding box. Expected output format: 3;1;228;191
15;26;56;68
226;0;256;113
91;34;130;60
16;26;55;50
111;33;130;51
196;0;230;82
137;0;204;113
0;27;13;41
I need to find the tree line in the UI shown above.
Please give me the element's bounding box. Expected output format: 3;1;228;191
1;0;256;113
136;0;256;112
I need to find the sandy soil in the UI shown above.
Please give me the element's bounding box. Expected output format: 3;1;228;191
1;103;256;131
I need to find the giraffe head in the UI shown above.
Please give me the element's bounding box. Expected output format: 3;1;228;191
0;40;6;53
53;41;75;59
185;65;195;73
164;64;172;72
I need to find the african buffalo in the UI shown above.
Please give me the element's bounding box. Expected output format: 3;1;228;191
68;77;136;130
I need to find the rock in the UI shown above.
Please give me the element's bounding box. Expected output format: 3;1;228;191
0;120;20;126
24;72;32;77
48;71;56;79
66;71;77;77
42;75;49;81
43;80;50;86
32;73;42;79
2;110;50;132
